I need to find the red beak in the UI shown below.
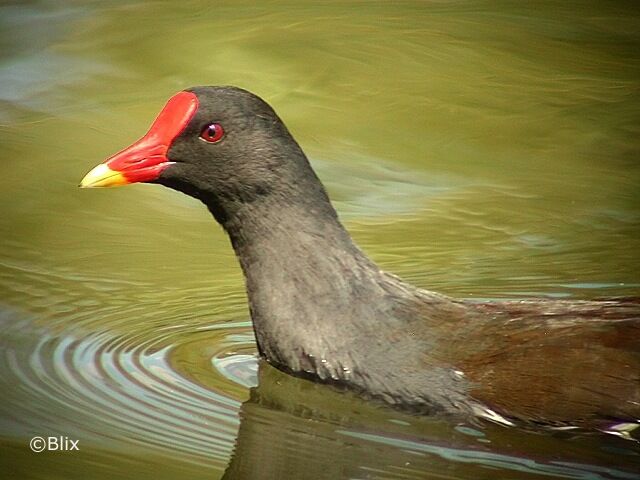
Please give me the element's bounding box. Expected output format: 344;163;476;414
80;91;199;188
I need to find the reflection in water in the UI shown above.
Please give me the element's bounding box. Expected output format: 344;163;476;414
1;0;639;478
3;305;638;479
224;363;640;480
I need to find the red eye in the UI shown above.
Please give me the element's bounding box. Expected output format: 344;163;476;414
200;123;224;143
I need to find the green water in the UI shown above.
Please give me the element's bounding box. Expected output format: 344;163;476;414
1;1;639;479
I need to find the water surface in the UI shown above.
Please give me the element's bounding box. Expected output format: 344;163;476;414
1;1;639;479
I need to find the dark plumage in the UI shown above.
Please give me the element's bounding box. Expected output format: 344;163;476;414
81;86;640;436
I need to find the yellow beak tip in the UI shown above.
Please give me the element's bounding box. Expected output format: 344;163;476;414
79;164;128;188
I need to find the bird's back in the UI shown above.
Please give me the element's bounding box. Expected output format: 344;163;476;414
454;297;640;430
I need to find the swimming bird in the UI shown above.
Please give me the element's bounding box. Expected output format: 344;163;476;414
80;86;640;437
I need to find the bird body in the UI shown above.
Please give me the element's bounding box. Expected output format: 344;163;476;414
80;86;640;435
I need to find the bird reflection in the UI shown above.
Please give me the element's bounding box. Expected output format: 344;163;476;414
220;361;640;480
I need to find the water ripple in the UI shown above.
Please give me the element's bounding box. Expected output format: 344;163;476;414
0;307;256;469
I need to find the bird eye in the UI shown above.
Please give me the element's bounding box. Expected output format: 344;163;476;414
200;123;225;143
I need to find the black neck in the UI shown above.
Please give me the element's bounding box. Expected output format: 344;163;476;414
207;159;382;364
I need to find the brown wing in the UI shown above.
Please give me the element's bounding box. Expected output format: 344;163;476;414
459;298;640;427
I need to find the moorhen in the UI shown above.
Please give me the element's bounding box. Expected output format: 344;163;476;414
80;86;640;437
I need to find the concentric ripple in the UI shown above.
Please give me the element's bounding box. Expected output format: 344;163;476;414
0;303;257;470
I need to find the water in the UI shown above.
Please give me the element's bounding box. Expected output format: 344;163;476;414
1;1;639;478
